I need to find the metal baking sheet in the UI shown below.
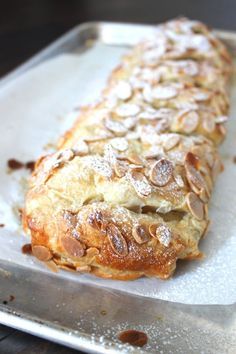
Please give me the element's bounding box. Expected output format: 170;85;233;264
0;22;235;353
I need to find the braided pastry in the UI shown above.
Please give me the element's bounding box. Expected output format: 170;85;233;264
23;18;232;280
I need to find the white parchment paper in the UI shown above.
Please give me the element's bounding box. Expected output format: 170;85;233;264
0;43;235;305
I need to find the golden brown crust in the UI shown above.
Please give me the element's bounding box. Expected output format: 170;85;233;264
24;17;232;280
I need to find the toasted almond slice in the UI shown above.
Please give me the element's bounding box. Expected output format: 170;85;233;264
132;224;150;244
123;116;138;129
142;84;153;103
193;91;210;102
174;173;185;188
163;134;180;151
218;124;226;136
202;117;215;133
115;103;140;117
73;140;89;156
186;192;204;220
118;329;148;347
185;153;208;193
61;236;85;258
104;118;127;135
215;115;228;124
114;161;128;178
86;247;99;257
32;245;53;262
199;188;209;203
104;144;117;165
127;154;144;165
128;170;152;197
156;224;172;247
45;260;58;273
149;224;158;238
88;211;104;230
57;149;75;162
152;85;178;100
106;223;128;256
110;138;129;151
76;265;92;272
179;110;199;133
149;159;173;187
90;156;113;178
115;81;132;100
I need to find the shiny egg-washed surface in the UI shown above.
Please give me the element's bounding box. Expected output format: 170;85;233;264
24;18;232;280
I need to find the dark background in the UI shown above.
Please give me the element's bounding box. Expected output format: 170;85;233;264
0;0;235;352
1;0;236;78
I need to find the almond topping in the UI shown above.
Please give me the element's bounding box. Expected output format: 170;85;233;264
115;81;132;100
128;170;152;197
32;245;53;262
215;115;228;124
90;156;113;178
106;223;128;256
126;154;144;165
104;118;127;135
76;265;91;272
150;159;173;187
156;224;172;247
88;211;104;231
132;224;150;244
163;134;180;151
61;236;85;258
179;110;199;133
73;140;89;156
114;161;128;178
115;103;140;117
186;192;204;220
118;329;148;347
110;137;129;151
149;223;172;246
202;117;215;133
185;153;208;194
152;85;178;100
86;247;99;257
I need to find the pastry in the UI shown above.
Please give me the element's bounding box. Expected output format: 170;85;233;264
23;18;232;280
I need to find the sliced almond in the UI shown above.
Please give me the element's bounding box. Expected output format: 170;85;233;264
115;81;132;100
118;329;148;347
88;211;104;231
115;103;140;117
152;85;178;100
104;118;127;135
106;223;128;256
61;235;85;258
73;140;89;156
90;156;113;178
86;247;99;257
45;260;58;272
156;224;172;247
149;224;158;238
186;192;204;220
215;115;228;124
114;161;128;178
212;157;223;181
193;91;210;102
128;170;152;197
126;154;144;165
163;134;180;151
185;153;208;194
132;224;150;244
32;245;53;262
179;110;199;133
76;265;92;272
110;137;129;152
149;159;173;187
202;117;215;133
174;173;185;188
